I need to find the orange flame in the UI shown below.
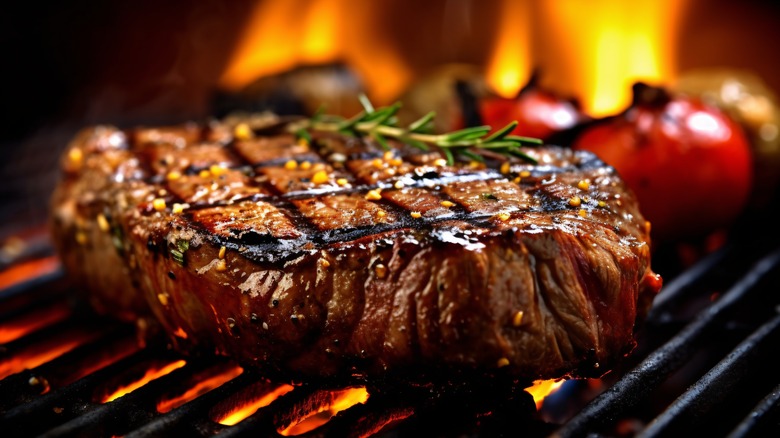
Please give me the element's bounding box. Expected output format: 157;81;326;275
526;379;566;410
486;0;532;98
101;360;187;403
157;365;244;413
0;256;59;290
0;328;97;380
534;0;685;116
0;304;71;344
219;0;410;104
217;384;295;426
279;387;369;436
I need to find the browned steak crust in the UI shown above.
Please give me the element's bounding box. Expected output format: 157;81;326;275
50;118;662;383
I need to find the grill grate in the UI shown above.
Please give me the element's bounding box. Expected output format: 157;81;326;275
2;231;780;437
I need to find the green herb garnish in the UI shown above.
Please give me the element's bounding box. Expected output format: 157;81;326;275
291;94;542;166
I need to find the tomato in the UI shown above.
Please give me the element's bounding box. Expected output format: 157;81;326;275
479;87;588;141
572;83;753;241
455;73;590;142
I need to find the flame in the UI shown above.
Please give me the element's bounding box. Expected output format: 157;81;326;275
279;387;369;436
486;0;532;98
0;256;59;290
100;360;187;403
217;384;295;426
527;379;566;410
0;328;97;380
0;304;70;344
535;0;685;116
157;365;244;413
219;0;410;104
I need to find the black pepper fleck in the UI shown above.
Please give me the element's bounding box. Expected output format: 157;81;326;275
272;299;279;307
167;271;176;280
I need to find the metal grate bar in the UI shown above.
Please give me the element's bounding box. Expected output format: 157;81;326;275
727;382;780;438
122;371;258;438
638;312;780;437
38;356;224;438
551;248;780;438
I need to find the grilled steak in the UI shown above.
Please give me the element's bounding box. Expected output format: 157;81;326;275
50;117;662;383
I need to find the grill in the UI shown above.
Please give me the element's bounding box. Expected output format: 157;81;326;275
2;210;780;438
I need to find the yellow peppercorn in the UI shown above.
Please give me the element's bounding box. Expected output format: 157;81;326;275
520;170;531;177
500;161;511;174
299;161;312;170
440;200;454;208
284;160;298;170
497;212;510;221
311;170;329;184
234;123;252;140
497;357;510;368
371;158;384;169
569;196;582;207
166;170;181;181
153;198;166;211
512;311;524;327
218;246;226;259
172;203;185;214
433;158;447;167
375;263;388;279
210;164;227;177
394;181;405;189
68;148;83;165
410;211;422;219
578;180;591;190
365;189;382;201
377;210;387;218
216;259;227;272
336;178;349;186
96;214;109;232
199;169;211;178
578;209;588;217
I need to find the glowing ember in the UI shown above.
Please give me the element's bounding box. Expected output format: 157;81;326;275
100;360;187;403
526;379;566;410
0;256;59;290
217;384;295;426
279;387;369;436
157;365;243;413
0;328;97;380
0;304;70;344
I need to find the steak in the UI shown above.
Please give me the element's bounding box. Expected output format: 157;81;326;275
50;116;662;383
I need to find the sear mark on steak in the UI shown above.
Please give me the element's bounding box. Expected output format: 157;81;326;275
50;119;662;384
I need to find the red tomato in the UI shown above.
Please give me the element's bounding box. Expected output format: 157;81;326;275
573;83;753;241
453;73;589;142
479;88;587;141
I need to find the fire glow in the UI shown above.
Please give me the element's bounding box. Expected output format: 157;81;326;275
216;383;295;426
220;0;685;118
156;364;244;413
0;328;98;380
100;359;187;403
278;387;369;436
527;379;566;410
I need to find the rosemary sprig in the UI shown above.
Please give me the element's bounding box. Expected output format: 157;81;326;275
293;95;542;165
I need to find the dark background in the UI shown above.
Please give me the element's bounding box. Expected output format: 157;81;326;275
2;0;779;239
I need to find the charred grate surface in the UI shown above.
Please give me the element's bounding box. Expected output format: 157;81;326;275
1;228;780;437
